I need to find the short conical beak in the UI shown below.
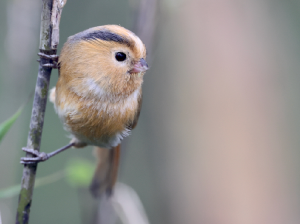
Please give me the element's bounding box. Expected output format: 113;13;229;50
129;58;149;74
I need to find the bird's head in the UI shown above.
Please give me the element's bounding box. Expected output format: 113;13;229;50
59;25;148;99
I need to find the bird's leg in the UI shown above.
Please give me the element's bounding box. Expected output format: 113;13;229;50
37;52;59;68
20;142;74;165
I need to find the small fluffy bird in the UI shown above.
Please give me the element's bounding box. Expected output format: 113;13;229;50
21;25;148;196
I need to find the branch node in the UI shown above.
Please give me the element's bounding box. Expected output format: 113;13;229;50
51;0;67;49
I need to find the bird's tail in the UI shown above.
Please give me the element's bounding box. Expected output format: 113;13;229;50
90;144;121;197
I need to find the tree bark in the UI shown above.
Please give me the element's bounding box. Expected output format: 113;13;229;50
15;0;66;223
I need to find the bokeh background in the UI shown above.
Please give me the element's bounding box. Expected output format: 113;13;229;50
1;0;300;223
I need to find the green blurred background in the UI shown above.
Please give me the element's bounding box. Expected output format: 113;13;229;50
2;0;300;223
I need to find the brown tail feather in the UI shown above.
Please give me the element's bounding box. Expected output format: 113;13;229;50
90;144;121;197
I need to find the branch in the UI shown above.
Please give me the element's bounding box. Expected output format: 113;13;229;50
134;0;158;63
15;0;66;223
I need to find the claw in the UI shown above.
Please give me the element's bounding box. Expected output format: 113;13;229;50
38;52;59;60
37;52;59;69
22;147;39;156
20;161;37;165
21;147;49;165
42;63;58;68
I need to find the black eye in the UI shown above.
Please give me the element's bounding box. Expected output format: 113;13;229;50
115;52;127;62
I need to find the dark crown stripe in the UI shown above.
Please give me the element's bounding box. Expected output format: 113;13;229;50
81;30;132;47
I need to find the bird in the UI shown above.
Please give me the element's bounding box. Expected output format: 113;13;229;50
21;25;148;196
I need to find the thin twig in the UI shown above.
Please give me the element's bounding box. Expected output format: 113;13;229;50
15;0;66;223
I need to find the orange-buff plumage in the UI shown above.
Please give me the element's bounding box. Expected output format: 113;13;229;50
22;25;148;196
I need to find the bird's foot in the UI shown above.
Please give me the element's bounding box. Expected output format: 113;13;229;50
37;52;59;69
38;52;59;60
20;147;49;165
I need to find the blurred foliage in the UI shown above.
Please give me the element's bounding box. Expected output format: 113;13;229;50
0;184;21;199
0;170;64;199
0;106;23;143
0;158;94;199
65;158;95;187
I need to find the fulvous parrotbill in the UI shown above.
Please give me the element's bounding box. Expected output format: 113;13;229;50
21;25;148;196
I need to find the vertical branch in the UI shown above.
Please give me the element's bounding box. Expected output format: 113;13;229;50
15;0;66;223
134;0;158;62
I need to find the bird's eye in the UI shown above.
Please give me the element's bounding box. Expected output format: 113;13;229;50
115;52;127;62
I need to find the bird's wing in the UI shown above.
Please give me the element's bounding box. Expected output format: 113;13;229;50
127;93;142;130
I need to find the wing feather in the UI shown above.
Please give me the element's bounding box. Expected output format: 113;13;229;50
127;93;142;130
